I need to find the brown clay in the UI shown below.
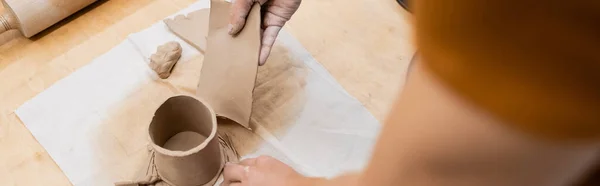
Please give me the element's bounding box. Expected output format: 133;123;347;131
165;0;261;129
164;9;210;54
149;41;182;79
162;131;207;151
116;96;238;186
199;0;261;129
115;2;261;185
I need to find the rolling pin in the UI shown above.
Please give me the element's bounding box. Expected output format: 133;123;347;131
0;0;97;37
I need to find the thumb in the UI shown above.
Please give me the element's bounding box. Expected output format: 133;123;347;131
229;0;254;35
223;163;248;184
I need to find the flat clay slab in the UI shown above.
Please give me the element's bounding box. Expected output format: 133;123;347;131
164;9;210;53
165;0;261;129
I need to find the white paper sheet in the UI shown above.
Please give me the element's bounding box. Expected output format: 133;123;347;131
16;0;380;185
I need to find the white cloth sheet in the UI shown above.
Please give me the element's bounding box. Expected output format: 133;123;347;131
15;0;380;185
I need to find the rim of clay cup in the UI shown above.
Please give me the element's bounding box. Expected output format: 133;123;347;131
148;95;219;157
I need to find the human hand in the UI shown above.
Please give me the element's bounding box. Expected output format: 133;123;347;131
229;0;301;65
221;155;311;186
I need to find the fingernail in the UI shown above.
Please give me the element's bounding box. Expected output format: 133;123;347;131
227;24;233;34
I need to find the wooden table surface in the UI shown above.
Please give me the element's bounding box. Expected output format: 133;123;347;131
0;0;413;185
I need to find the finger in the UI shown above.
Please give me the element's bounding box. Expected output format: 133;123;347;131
229;0;253;35
262;3;294;27
220;181;242;186
259;26;282;65
222;163;248;184
229;183;243;186
238;157;258;166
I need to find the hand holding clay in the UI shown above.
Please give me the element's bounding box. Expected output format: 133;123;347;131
229;0;301;65
221;155;313;186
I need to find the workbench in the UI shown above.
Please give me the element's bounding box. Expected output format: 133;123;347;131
0;0;413;185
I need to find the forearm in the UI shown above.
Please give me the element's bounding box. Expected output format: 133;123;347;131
354;63;599;186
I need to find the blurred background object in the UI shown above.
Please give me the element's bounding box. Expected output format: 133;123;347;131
0;0;97;38
397;0;409;12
